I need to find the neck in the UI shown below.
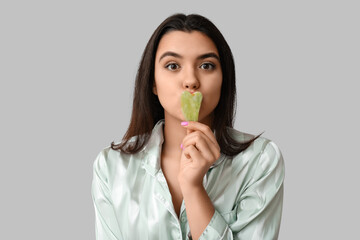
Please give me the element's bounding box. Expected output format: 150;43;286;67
162;114;186;160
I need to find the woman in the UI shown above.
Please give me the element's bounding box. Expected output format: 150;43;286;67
92;13;284;240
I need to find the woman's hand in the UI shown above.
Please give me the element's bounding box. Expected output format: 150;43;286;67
178;121;221;192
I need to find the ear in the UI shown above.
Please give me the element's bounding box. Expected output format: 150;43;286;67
152;82;158;95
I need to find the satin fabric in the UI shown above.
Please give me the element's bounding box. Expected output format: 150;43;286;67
91;120;285;240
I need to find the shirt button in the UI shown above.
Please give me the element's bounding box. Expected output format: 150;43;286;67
188;232;193;239
181;216;186;222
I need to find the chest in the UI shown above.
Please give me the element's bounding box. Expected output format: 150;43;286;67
111;164;188;239
160;159;183;217
109;156;238;239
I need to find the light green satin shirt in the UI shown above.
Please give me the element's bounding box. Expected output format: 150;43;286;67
91;120;285;240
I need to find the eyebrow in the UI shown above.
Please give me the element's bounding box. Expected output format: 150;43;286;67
158;51;220;62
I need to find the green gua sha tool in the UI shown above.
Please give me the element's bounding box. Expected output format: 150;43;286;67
181;91;203;121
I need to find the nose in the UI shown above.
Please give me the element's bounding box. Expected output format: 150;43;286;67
182;69;200;92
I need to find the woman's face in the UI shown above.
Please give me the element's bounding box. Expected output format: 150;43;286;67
154;30;223;124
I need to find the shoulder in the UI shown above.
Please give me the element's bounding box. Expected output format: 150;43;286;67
92;146;115;182
227;127;283;159
92;142;143;183
227;127;285;180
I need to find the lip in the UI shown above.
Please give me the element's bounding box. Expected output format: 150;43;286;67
182;90;200;96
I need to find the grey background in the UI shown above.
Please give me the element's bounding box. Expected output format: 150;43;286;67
1;0;359;239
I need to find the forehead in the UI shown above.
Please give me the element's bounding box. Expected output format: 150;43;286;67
156;30;219;58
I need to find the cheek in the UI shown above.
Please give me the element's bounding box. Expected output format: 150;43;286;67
157;90;176;106
201;77;222;112
205;89;221;109
206;74;222;100
154;66;175;91
154;80;180;112
154;66;181;107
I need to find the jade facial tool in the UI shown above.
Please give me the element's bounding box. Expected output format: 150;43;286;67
181;91;203;121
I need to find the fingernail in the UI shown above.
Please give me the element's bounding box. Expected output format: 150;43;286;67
180;144;183;149
181;121;188;126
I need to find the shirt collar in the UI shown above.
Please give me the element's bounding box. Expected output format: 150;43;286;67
142;120;165;175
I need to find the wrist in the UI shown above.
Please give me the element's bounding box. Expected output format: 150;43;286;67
177;171;207;191
179;181;204;196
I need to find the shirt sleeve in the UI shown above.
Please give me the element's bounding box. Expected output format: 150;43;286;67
198;141;285;240
91;150;122;240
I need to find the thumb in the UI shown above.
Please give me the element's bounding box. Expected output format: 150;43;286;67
187;128;194;135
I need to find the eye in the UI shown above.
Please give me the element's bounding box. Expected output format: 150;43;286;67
165;63;180;71
200;62;215;70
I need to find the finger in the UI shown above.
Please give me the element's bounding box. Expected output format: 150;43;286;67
183;145;209;168
182;121;219;150
186;128;194;135
182;131;216;161
182;128;220;159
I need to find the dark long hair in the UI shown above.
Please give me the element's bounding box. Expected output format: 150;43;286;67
111;13;262;156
